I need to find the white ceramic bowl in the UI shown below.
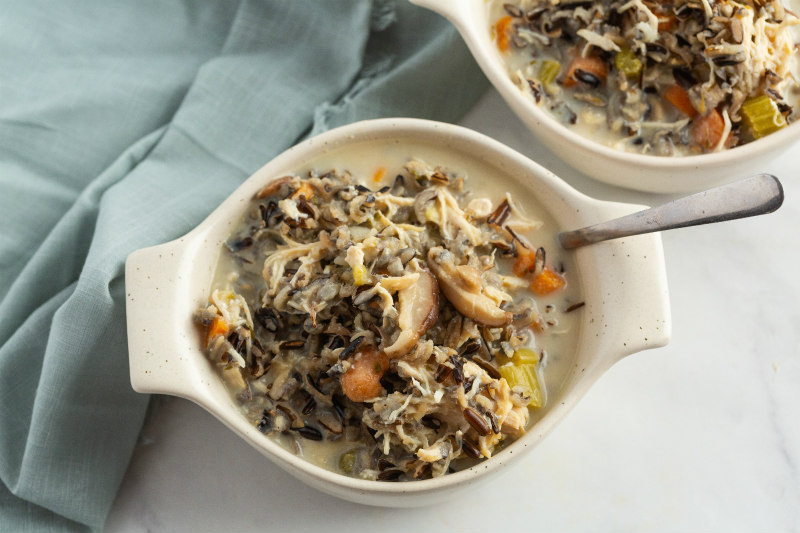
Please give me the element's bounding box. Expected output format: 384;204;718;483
125;118;671;506
410;0;800;193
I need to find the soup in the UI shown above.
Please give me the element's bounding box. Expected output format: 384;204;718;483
194;140;582;480
490;0;800;155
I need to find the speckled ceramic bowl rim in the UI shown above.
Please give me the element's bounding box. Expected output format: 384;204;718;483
126;118;671;504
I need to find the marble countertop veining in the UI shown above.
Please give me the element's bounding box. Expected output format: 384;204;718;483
105;89;800;533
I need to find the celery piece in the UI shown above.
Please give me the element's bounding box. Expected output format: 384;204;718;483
339;450;357;474
538;59;561;85
614;47;642;79
499;363;544;408
511;348;540;366
741;94;786;139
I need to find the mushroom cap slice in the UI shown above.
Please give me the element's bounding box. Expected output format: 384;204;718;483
427;247;513;327
255;175;293;199
382;269;439;359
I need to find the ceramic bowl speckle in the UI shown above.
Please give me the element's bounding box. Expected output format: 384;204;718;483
410;0;800;194
125;118;671;506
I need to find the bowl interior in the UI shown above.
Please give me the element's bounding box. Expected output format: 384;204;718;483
126;118;670;503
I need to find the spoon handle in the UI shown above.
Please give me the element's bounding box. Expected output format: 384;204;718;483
558;174;784;249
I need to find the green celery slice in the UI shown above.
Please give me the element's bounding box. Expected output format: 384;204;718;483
614;47;642;79
499;363;544;408
538;59;561;85
741;94;786;139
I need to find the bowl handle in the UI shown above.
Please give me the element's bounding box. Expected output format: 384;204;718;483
585;205;672;367
125;238;207;401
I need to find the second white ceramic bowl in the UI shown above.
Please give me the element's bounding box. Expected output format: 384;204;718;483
126;118;671;506
411;0;800;193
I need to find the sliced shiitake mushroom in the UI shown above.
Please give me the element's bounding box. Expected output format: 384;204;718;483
427;247;512;327
255;175;293;199
382;269;439;358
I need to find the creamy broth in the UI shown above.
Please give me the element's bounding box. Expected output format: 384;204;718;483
202;139;582;477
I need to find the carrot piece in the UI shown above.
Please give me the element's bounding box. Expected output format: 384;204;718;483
372;166;386;184
657;13;676;31
205;316;228;347
291;181;314;200
495;16;513;53
531;268;566;295
564;56;608;88
513;246;537;277
663;84;697;118
339;347;389;403
691;109;725;150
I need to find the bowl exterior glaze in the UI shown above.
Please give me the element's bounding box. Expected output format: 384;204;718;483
410;0;800;193
125;118;671;506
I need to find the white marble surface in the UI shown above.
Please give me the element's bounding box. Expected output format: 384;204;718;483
106;89;800;532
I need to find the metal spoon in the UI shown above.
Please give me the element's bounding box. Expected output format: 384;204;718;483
558;174;784;249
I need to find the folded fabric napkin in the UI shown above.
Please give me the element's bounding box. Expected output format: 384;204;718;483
0;1;488;530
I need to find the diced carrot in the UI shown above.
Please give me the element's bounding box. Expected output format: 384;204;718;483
531;268;566;295
339;347;389;403
495;16;513;53
291;181;315;200
690;109;725;150
564;55;608;88
372;167;386;183
372;166;386;184
205;316;228;347
657;13;676;31
663;84;698;118
513;246;537;277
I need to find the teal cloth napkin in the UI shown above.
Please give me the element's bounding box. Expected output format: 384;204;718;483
0;1;488;530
